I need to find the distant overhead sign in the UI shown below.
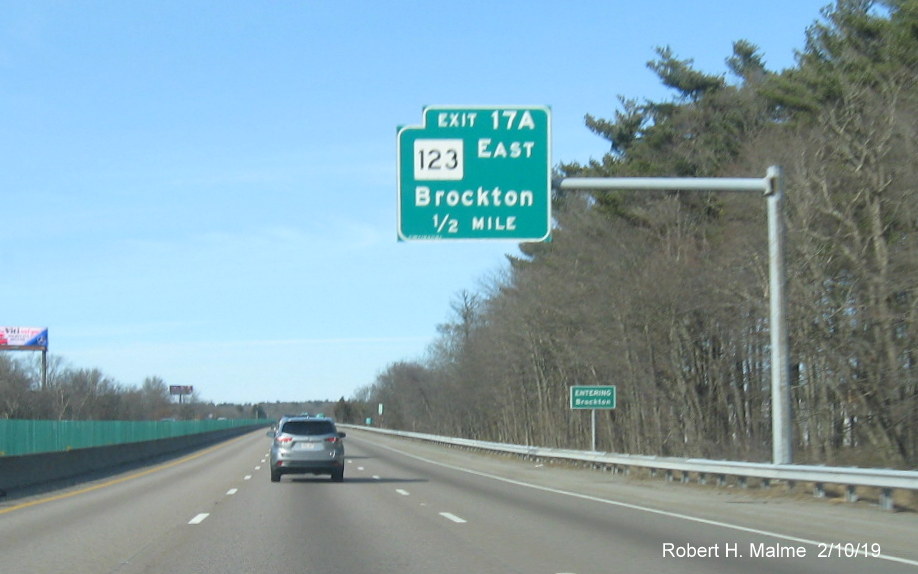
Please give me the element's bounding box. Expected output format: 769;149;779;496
169;385;194;395
397;105;551;241
0;327;48;350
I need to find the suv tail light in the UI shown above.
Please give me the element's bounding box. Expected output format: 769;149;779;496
275;435;293;446
325;437;340;444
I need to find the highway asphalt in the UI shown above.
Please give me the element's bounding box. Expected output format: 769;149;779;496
1;428;915;573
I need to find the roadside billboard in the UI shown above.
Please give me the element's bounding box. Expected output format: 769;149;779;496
0;327;49;351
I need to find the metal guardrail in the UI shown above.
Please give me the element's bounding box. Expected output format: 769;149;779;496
341;425;918;511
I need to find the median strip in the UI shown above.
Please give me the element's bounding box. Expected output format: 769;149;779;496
0;435;249;516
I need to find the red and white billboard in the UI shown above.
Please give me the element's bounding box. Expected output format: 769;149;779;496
0;327;49;350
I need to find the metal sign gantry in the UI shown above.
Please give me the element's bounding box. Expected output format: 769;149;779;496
557;167;792;465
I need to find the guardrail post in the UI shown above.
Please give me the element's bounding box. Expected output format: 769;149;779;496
879;488;894;511
846;485;858;503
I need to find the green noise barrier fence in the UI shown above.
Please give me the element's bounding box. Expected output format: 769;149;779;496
0;419;266;456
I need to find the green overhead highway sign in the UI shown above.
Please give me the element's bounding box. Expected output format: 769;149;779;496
397;105;551;241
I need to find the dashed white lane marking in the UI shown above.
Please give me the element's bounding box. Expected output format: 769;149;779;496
255;466;261;470
357;466;365;471
188;513;209;525
372;475;381;480
439;512;467;523
226;488;238;495
371;442;918;569
244;475;252;480
395;489;410;496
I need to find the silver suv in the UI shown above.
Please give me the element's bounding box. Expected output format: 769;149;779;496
268;416;346;482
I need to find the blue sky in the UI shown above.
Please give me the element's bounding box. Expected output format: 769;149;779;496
2;1;830;404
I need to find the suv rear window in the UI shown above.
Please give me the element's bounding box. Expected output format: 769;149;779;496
281;420;336;436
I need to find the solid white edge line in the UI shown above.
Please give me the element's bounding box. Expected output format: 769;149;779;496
188;513;209;525
369;441;918;567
